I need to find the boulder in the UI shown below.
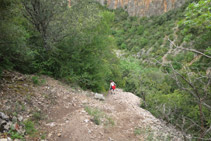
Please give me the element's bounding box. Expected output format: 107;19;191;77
94;93;105;101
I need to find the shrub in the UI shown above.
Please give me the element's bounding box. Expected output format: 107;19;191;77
31;76;45;85
139;38;149;47
169;34;174;41
137;25;144;35
157;38;163;45
31;76;39;85
121;43;127;49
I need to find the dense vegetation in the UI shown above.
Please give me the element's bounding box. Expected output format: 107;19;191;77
111;0;211;140
1;0;210;140
0;0;123;92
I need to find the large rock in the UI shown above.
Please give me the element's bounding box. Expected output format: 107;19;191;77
96;0;186;17
94;93;105;101
0;112;9;121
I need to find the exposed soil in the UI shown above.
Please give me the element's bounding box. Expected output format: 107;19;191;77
0;71;184;141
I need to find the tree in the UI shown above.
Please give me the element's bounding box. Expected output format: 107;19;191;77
21;0;68;50
169;64;211;140
179;0;211;52
0;0;30;75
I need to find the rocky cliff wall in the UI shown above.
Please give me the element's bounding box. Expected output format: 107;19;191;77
96;0;186;17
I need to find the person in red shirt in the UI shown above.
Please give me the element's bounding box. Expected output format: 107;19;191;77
109;80;116;94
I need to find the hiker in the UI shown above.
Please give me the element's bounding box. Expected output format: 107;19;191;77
109;80;116;94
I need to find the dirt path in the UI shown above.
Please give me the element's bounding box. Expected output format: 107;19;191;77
0;72;184;141
40;78;184;141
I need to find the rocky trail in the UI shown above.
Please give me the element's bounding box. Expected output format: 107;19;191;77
0;71;184;141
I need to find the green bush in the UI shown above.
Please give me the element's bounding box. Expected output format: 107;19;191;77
121;43;127;49
137;25;144;35
31;76;39;85
139;38;149;47
157;38;163;45
31;76;45;85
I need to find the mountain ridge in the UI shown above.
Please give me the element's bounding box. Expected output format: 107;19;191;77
96;0;186;17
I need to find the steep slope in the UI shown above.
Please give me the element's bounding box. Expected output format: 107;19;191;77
110;0;211;139
111;1;193;64
0;71;185;140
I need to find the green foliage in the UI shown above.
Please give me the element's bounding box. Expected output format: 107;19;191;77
120;56;172;99
0;0;123;92
1;0;210;139
31;76;45;85
41;133;46;140
24;120;37;136
32;111;43;121
53;9;123;92
85;106;103;125
121;43;127;49
137;25;144;35
113;0;211;139
134;127;141;135
105;117;115;126
111;1;201;64
145;90;188;116
8;129;24;140
0;0;31;75
21;0;68;50
117;3;210;136
31;76;39;85
179;0;211;51
8;119;37;139
180;0;211;34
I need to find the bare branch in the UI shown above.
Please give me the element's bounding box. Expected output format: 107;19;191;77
168;39;211;59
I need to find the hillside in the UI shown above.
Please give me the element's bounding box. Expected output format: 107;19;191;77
1;0;210;140
0;71;185;140
110;0;211;140
96;0;186;17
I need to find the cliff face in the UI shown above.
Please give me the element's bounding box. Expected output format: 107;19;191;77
96;0;186;17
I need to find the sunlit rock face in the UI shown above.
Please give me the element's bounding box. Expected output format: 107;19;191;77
96;0;186;17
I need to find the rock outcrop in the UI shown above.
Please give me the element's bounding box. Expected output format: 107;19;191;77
96;0;186;17
94;93;105;101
